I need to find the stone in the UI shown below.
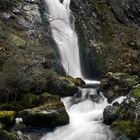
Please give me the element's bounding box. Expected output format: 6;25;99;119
103;105;118;125
47;76;78;97
0;130;20;140
0;111;16;127
18;93;69;128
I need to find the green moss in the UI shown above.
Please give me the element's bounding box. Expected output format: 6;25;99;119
0;93;38;111
132;84;140;100
38;92;60;105
18;93;37;109
0;111;16;127
125;76;139;87
0;130;19;140
10;34;26;47
0;92;61;111
111;120;139;138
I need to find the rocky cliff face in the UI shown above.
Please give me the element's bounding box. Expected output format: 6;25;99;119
0;0;67;100
71;0;140;77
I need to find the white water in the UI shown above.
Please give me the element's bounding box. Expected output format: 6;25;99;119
41;89;115;140
46;0;82;77
41;0;115;140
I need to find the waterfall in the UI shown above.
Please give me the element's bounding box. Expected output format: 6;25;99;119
46;0;82;77
41;0;115;140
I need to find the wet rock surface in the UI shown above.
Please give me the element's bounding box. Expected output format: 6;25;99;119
18;93;69;128
100;72;139;102
0;130;20;140
71;0;140;77
103;89;140;139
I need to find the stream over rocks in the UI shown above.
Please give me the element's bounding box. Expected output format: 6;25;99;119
40;0;115;140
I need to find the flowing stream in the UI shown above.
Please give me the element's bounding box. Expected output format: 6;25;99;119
41;0;115;140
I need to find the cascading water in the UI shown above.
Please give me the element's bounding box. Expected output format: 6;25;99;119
41;0;115;140
46;0;82;77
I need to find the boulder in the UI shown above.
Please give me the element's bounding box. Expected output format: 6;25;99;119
0;111;16;128
0;130;20;140
131;84;140;101
47;76;78;97
104;96;140;139
100;72;139;103
18;93;69;128
103;105;118;125
111;120;140;139
75;77;86;86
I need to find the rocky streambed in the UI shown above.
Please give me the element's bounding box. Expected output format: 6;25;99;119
0;0;140;140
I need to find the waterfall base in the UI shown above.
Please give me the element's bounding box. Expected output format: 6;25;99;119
40;85;115;140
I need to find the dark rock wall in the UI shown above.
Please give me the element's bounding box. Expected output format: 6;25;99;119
71;0;140;77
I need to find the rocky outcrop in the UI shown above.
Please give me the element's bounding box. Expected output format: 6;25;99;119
103;85;140;139
71;0;140;77
0;130;20;140
18;93;69;128
47;76;78;97
103;105;118;125
100;72;139;102
0;111;16;129
0;0;66;103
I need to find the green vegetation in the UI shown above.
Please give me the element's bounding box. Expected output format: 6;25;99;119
0;130;19;140
132;84;140;100
111;120;140;138
0;111;16;122
0;111;16;129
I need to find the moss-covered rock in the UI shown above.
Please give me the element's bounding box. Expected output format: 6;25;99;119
0;93;39;111
67;76;85;87
111;120;140;139
47;76;78;97
0;130;19;140
132;84;140;101
103;96;140;139
100;72;139;103
0;111;16;127
35;92;60;105
18;93;69;128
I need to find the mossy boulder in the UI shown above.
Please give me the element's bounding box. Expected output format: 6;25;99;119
0;130;19;140
47;76;78;97
100;72;139;103
0;111;16;127
35;92;60;105
0;92;63;111
111;120;140;139
18;93;69;128
132;84;140;101
103;105;119;125
103;96;140;139
67;76;85;87
0;93;38;111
